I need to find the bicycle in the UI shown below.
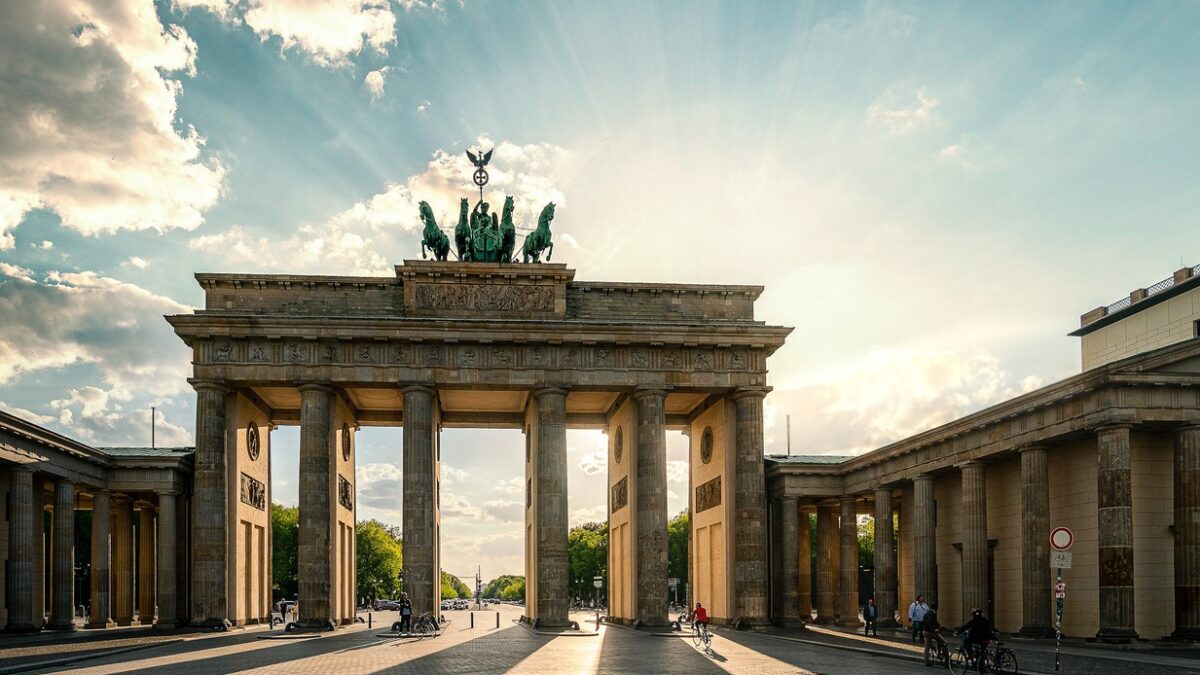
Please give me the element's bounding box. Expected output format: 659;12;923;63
985;635;1018;675
924;629;950;668
950;636;992;674
691;621;711;651
411;611;438;636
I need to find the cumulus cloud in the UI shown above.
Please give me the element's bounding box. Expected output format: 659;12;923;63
189;136;574;275
866;87;939;133
578;449;606;476
48;386;192;447
0;1;225;249
178;0;400;68
123;256;150;269
355;461;403;519
481;499;523;524
0;268;192;399
364;67;388;98
769;347;1043;456
570;504;607;526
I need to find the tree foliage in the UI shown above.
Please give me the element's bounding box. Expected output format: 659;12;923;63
482;575;526;601
667;510;689;599
567;521;608;600
271;503;299;600
441;571;471;599
357;519;404;601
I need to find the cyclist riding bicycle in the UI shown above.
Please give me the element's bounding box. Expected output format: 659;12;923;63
692;602;709;633
922;603;948;666
956;608;994;660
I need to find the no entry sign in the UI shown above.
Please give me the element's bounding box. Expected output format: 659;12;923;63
1050;527;1073;551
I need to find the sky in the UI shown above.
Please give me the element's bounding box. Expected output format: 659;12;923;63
1;0;1198;582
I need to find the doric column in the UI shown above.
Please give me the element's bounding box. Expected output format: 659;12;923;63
960;462;988;618
402;385;438;619
798;508;812;619
874;487;897;627
534;388;569;627
814;501;839;623
732;388;770;624
5;466;36;632
155;491;179;630
87;489;115;629
1018;446;1052;637
50;478;75;630
113;498;135;625
633;388;668;627
1096;424;1138;641
298;383;335;629
837;496;860;626
1173;425;1200;640
912;474;937;608
138;508;156;624
191;380;230;627
778;497;801;625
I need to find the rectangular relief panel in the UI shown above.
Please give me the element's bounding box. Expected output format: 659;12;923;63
695;476;721;514
611;476;629;513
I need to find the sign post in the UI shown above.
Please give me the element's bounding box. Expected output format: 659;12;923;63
593;576;604;627
1050;527;1073;673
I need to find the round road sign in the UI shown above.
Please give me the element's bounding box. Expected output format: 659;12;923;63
1050;527;1073;551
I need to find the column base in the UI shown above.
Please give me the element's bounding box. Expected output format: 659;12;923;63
1017;625;1055;639
85;620;117;630
774;618;807;629
116;619;140;627
46;622;76;631
191;618;233;631
4;623;38;633
293;619;337;633
1092;628;1139;644
153;621;180;631
1167;627;1200;642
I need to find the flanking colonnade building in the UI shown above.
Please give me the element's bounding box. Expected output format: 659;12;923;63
1;260;1197;642
764;264;1200;641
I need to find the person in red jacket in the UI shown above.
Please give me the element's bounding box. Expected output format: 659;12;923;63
693;603;709;628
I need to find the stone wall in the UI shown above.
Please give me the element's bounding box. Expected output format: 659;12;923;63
690;400;732;622
1132;431;1175;638
227;394;271;625
606;399;633;621
1082;285;1200;370
1047;440;1100;636
987;458;1022;633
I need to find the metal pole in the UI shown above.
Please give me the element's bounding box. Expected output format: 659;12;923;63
151;406;156;449
1054;568;1063;672
786;414;791;456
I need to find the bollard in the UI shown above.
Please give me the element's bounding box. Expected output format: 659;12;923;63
470;612;475;628
368;612;372;629
496;611;500;628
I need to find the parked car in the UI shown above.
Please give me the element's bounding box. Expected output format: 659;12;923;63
374;600;401;611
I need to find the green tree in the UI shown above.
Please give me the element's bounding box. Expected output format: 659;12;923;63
667;510;688;601
482;575;526;601
567;522;607;601
441;571;471;599
356;519;403;601
859;516;874;569
271;504;299;601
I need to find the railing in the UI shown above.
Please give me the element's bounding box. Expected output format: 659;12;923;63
1102;265;1198;317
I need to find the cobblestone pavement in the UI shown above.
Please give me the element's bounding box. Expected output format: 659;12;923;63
16;606;1200;675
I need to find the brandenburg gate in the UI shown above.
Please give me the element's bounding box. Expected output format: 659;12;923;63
166;260;792;630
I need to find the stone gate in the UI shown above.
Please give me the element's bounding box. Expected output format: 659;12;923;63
166;260;792;629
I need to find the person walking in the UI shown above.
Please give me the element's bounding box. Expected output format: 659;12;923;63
398;592;413;634
908;594;929;643
862;597;878;636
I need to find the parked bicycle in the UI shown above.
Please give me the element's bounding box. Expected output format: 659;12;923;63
411;611;438;636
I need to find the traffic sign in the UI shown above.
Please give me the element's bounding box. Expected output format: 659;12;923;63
668;578;678;589
1054;581;1066;598
1050;527;1073;551
1051;551;1073;569
593;576;603;589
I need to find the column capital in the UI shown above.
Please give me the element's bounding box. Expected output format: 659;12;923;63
297;382;337;394
911;473;934;485
1096;423;1134;434
873;485;895;496
156;489;180;498
53;475;73;487
956;460;987;470
189;379;231;394
400;384;436;397
779;495;799;504
730;386;770;401
1017;444;1049;454
631;387;669;400
533;387;568;399
1176;423;1200;434
10;463;35;474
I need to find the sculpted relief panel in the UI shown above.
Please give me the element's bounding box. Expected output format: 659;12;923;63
413;283;554;313
201;338;762;376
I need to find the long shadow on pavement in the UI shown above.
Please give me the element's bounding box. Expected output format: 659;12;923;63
596;625;729;674
364;625;550;674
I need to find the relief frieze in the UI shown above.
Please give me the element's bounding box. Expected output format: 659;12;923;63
240;472;266;511
413;283;554;313
611;476;629;513
338;474;353;510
